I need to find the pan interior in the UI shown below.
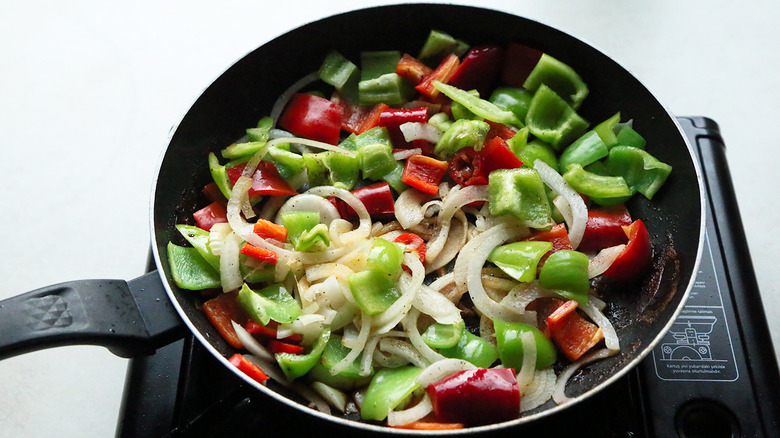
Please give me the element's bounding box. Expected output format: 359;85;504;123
150;3;703;431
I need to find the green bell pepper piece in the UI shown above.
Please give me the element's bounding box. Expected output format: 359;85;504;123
319;51;360;101
450;89;481;121
616;124;646;149
593;112;621;148
276;329;330;381
433;81;523;127
348;269;401;316
367;238;404;280
525;84;589;151
175;224;219;270
562;164;634;203
538;250;590;304
208;152;233;199
488;241;553;282
296;224;331;252
418;29;469;61
221;141;266;161
427;112;452;132
494;319;557;371
605;146;672;200
359;73;411;106
382;161;409;193
434;119;490;159
246;117;273;142
280;211;330;251
361;365;423;421
265;145;305;180
439;330;499;369
240;259;276;284
490;86;534;121
523;53;589;109
307;334;374;390
488;168;554;229
422;320;465;349
515;139;559;173
559;130;609;171
167;242;221;290
237;283;302;325
356;126;393;149
303;151;359;189
357;143;397;181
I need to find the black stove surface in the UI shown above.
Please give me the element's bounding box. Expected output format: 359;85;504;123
116;117;780;438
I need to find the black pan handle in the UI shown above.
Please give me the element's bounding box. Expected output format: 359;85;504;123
0;271;186;359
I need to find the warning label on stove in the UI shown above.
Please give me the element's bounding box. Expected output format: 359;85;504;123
652;233;739;381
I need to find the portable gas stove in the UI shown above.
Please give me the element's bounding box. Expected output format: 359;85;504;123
116;117;780;438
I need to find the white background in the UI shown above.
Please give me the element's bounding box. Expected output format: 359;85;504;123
1;1;778;436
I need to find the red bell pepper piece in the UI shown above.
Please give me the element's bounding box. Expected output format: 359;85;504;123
229;353;270;384
500;43;543;88
602;219;652;281
193;201;228;231
401;154;449;195
448;45;505;96
239;243;278;264
378;107;429;127
546;300;605;361
475;136;523;176
485;120;518;142
244;320;303;344
578;205;633;252
227;162;298;197
331;181;395;221
332;93;387;134
416;53;460;99
253;218;288;243
448;147;488;187
396;53;433;84
426;368;520;426
394;233;427;264
202;182;227;205
278;93;344;144
268;339;305;355
201;291;247;349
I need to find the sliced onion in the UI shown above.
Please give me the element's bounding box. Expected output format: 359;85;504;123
553;348;617;404
515;331;537;390
424;210;468;274
208;222;232;256
372;254;424;333
426;184;489;264
231;320;274;361
269;71;321;124
330;314;372;375
378;337;428;368
415;358;477;388
412;285;461;325
311;381;348;412
293;381;332;414
580;302;620;351
588;244;626;278
520;368;556;412
387;394;433;426
402;309;446;364
533;159;587;249
399;122;443;143
394;188;434;229
220;232;243;292
244;354;287;386
392;148;422;161
306;186;370;244
275;193;341;225
457;223;525;322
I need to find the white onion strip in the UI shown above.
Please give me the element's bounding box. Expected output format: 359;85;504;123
219;232;243;292
520;368;556;412
580;301;620;351
416;358;477;388
306;186;370;244
372;254;425;333
394;188;434;229
516;331;538;391
387;394;433;426
402;309;447;364
424;210;469;274
588;244;626;278
399;122;443;143
330;315;372;375
533;159;587;249
412;285;461;325
379;338;429;368
459;223;525;322
553;348;618;404
231;320;274;361
426;184;489;264
392;148;422;161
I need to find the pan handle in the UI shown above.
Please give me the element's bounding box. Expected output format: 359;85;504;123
0;272;186;360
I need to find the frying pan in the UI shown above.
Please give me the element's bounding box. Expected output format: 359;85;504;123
0;3;704;434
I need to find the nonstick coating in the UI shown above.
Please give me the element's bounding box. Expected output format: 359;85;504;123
151;3;704;433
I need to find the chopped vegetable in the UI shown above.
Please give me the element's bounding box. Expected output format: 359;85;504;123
426;368;519;426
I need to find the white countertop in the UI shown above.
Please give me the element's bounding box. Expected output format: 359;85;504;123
1;1;778;436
